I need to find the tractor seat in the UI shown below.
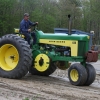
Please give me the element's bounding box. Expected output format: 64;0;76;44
14;28;25;38
14;28;20;33
16;34;25;38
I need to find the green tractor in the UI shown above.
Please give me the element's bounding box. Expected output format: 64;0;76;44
0;16;98;86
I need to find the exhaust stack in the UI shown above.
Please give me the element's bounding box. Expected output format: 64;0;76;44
68;14;72;35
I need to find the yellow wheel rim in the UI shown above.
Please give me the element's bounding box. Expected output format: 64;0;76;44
0;44;19;71
70;69;79;82
34;54;50;72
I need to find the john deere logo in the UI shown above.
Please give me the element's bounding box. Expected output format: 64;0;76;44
72;41;76;44
49;41;65;43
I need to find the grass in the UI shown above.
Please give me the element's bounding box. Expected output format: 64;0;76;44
23;97;29;100
23;97;37;100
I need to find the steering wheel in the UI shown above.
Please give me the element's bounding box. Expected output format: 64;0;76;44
33;23;38;31
29;23;38;34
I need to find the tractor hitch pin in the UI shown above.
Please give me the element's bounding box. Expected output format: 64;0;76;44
68;14;72;35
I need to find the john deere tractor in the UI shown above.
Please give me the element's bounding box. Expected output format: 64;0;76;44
0;16;98;86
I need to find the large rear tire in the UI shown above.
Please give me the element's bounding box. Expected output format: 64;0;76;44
68;63;87;86
0;34;32;79
84;64;96;86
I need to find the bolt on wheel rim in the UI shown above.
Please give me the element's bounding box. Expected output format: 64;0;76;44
0;44;19;71
70;69;79;82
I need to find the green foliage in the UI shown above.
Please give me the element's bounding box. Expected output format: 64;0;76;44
81;0;100;44
0;0;15;35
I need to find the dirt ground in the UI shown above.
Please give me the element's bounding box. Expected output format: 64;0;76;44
0;61;100;100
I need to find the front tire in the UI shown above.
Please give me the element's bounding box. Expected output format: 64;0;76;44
84;64;96;86
68;63;87;86
0;34;32;79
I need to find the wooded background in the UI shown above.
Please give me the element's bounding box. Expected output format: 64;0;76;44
0;0;100;44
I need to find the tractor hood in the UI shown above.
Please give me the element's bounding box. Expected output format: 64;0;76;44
37;31;89;41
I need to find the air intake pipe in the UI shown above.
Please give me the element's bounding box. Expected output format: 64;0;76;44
68;14;72;35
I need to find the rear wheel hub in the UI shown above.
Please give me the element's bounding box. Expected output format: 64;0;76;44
0;44;19;71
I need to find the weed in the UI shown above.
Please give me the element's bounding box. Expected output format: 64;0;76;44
23;97;29;100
